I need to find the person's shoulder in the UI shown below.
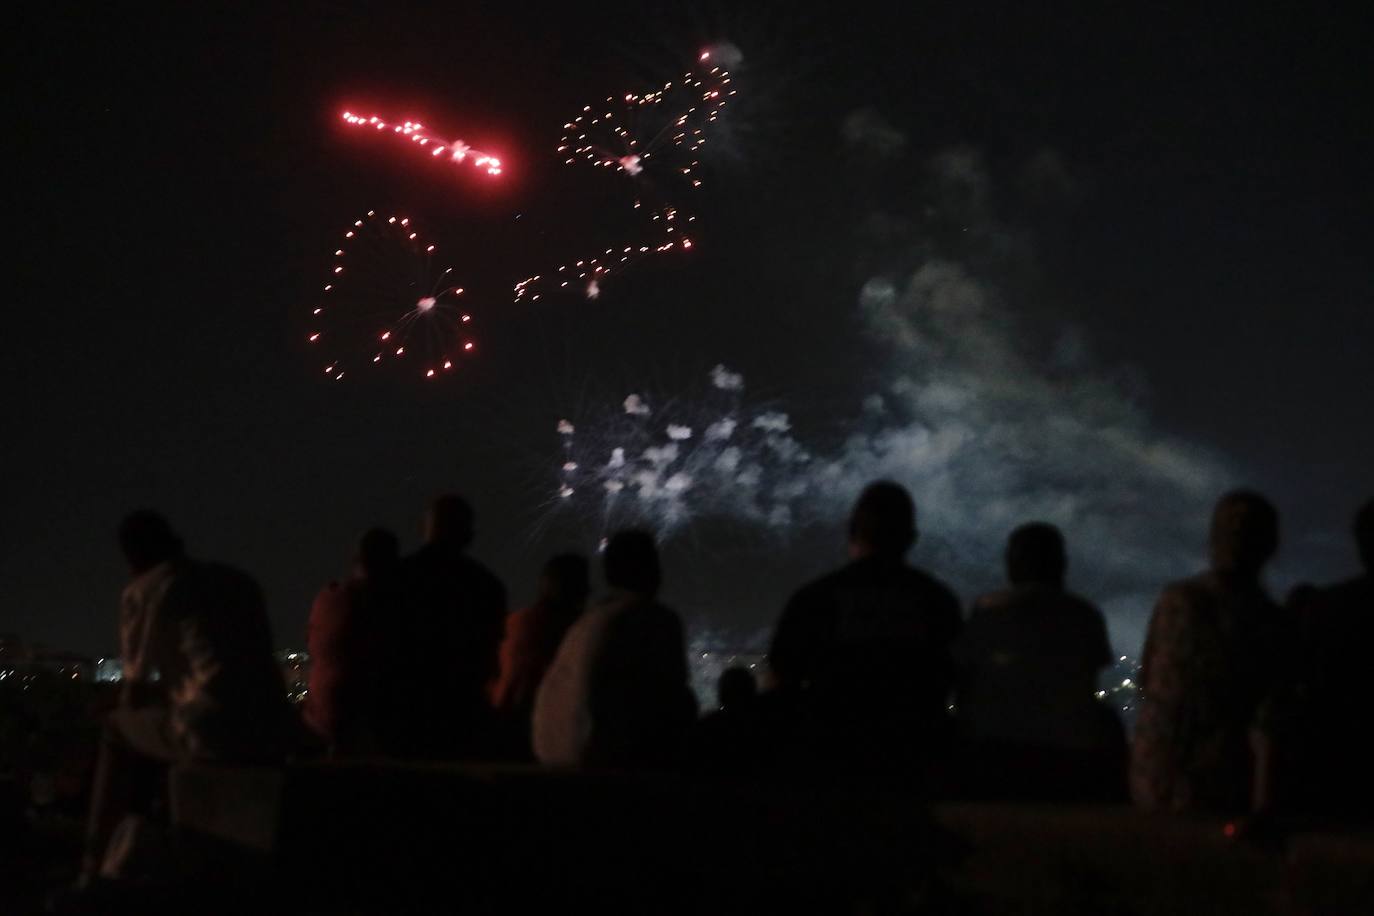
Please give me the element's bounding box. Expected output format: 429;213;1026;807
562;600;618;650
782;566;851;614
1161;572;1212;603
504;604;543;637
644;598;685;628
902;564;961;608
1061;589;1105;620
800;564;850;593
459;555;505;589
796;558;895;596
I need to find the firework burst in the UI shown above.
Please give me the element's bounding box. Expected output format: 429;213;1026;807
341;112;503;177
556;54;733;194
307;212;477;381
548;365;825;539
514;54;732;304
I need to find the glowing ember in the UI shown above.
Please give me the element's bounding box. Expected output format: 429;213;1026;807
341;112;503;177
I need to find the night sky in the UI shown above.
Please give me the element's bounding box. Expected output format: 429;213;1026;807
8;2;1372;660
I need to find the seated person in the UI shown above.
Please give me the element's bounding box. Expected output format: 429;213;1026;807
1131;491;1281;814
304;528;399;755
532;531;695;768
768;481;963;777
81;511;292;884
954;522;1123;800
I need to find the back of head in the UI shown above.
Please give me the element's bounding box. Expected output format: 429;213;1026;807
356;527;400;578
1006;522;1067;587
717;666;757;710
1356;498;1374;574
1209;490;1279;577
603;529;661;596
539;552;591;606
424;494;474;549
117;510;184;575
849;480;917;559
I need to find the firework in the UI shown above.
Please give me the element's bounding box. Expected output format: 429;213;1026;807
515;55;732;304
512;206;694;303
556;57;733;194
307;212;476;381
340;112;503;177
550;366;822;538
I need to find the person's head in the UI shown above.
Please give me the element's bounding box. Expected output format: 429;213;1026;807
1208;490;1279;577
717;666;757;711
355;527;399;579
603;529;661;596
538;553;591;607
848;481;917;560
117;511;184;575
1356;498;1374;574
424;494;474;548
1006;522;1067;587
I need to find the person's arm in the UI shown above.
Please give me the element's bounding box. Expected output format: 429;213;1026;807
1136;588;1177;695
488;613;518;707
117;583;167;707
481;577;509;688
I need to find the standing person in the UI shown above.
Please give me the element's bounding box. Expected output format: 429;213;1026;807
1131;490;1282;814
532;531;695;768
768;481;963;775
375;495;506;759
490;554;590;721
303;528;399;755
955;522;1123;799
1281;498;1373;816
81;511;291;884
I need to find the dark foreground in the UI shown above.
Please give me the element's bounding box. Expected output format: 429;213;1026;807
6;760;1372;915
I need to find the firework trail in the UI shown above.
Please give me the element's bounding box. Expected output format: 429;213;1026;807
308;211;477;381
341;112;503;177
514;53;733;304
550;365;822;538
512;210;694;303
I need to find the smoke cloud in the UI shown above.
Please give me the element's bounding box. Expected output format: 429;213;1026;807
552;140;1242;654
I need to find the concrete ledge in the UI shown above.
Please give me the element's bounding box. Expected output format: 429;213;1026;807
169;762;1374;913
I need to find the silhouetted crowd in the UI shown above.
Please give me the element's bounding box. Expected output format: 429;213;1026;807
78;484;1373;884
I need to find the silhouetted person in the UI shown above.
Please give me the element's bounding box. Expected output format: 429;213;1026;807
689;666;763;775
304;527;399;754
769;481;962;775
376;495;507;759
82;512;290;882
1281;499;1374;817
1131;490;1281;814
954;523;1124;800
532;530;695;768
491;554;590;714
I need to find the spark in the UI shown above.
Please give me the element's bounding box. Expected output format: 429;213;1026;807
547;366;819;541
518;57;730;304
341;112;503;176
309;212;476;382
